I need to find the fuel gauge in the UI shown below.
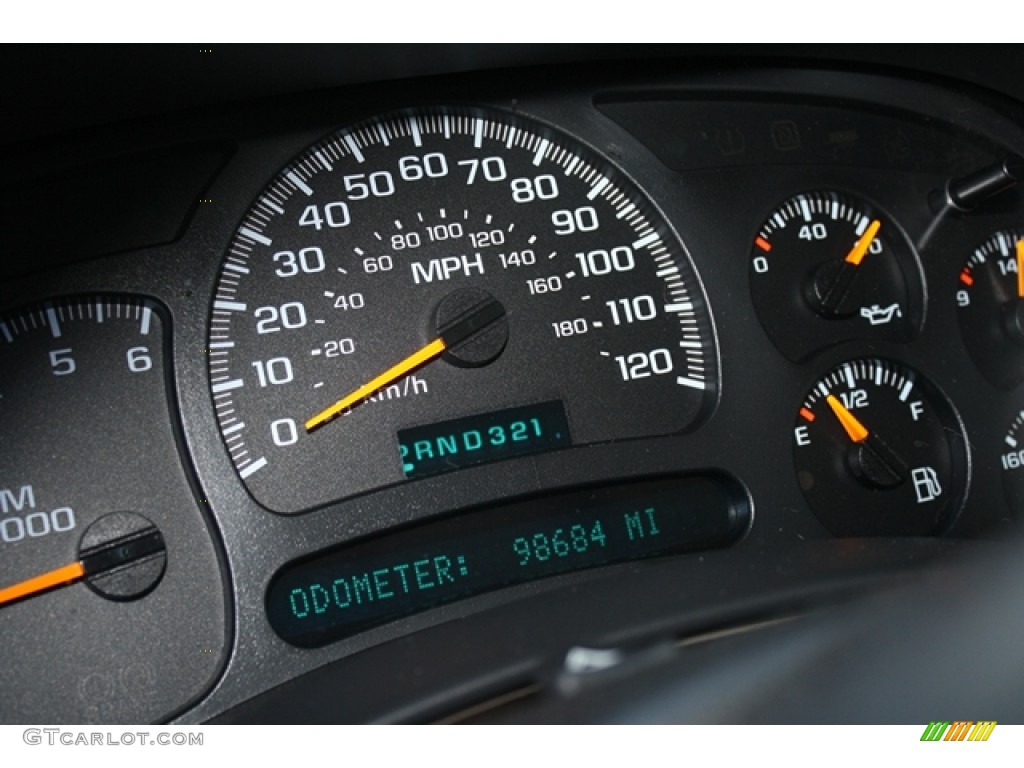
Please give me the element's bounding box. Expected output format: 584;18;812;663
750;191;923;361
793;359;967;536
956;228;1024;390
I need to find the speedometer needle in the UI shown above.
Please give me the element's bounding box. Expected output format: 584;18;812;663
305;296;506;432
305;338;447;432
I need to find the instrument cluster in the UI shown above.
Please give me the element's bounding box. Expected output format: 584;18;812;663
1;63;1023;723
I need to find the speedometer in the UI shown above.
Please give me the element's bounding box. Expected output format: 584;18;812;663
208;107;717;514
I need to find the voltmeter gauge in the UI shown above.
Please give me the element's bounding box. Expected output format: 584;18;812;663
956;228;1024;390
750;191;923;362
999;411;1024;514
793;359;967;537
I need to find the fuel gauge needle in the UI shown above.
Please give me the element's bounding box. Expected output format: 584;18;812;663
0;561;85;607
825;394;869;443
816;219;882;315
306;295;506;432
825;394;907;487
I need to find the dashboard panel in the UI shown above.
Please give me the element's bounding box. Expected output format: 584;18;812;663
2;46;1024;724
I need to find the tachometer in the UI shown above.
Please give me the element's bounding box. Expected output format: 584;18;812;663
208;107;716;514
0;296;225;723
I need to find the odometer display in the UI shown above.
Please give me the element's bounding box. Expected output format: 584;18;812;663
266;475;748;647
208;107;716;513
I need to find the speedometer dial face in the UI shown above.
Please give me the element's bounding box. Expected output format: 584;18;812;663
208;107;716;514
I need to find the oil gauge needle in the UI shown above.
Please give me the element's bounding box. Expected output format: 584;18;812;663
0;562;85;607
844;219;882;266
306;296;506;432
815;219;882;315
825;393;907;487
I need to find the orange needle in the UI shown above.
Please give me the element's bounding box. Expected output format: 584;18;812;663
845;219;882;266
826;395;869;443
0;561;85;607
1017;240;1024;298
306;338;446;432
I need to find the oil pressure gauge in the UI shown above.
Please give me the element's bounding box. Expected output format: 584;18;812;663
956;228;1024;390
750;191;923;361
793;359;967;537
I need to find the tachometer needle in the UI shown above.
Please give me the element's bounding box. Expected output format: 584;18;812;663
0;561;85;606
825;395;869;443
306;296;506;432
1016;239;1024;298
0;526;165;608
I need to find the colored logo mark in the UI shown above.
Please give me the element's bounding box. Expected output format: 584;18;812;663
920;721;996;741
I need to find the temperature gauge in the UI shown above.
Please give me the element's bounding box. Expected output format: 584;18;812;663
793;359;967;536
956;228;1024;390
750;191;923;361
